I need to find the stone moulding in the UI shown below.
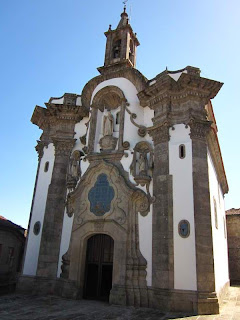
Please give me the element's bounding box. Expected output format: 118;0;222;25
207;127;229;194
138;70;223;108
81;67;148;110
63;160;150;306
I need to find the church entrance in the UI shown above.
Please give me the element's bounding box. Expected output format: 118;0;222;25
83;234;114;301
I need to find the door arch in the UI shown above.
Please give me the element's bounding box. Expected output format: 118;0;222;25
83;234;114;301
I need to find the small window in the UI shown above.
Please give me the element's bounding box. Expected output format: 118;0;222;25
33;221;41;235
214;197;218;229
44;161;49;172
179;144;186;159
116;112;120;125
178;220;190;238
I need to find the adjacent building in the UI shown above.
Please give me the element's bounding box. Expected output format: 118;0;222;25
0;216;25;293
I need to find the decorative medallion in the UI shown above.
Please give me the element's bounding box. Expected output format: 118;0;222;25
88;174;114;216
33;221;41;235
178;220;190;238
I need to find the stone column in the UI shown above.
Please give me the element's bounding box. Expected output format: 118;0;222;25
190;120;218;314
37;138;75;278
150;123;174;290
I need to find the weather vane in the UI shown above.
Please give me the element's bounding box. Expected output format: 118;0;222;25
123;0;128;9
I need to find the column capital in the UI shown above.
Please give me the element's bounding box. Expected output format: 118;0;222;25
148;121;170;144
35;140;49;159
53;138;76;157
189;119;212;141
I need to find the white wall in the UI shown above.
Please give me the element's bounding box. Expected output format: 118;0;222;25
169;124;197;291
23;143;54;275
57;208;74;277
208;151;229;293
138;180;153;286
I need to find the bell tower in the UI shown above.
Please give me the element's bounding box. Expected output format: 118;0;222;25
99;6;140;73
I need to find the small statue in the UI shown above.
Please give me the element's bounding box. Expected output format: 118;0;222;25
103;111;114;136
138;152;148;175
69;151;81;180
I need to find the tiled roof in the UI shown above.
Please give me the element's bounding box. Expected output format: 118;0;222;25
0;215;25;234
226;208;240;215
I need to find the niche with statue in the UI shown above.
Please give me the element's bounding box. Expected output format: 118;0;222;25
87;86;127;154
130;141;154;187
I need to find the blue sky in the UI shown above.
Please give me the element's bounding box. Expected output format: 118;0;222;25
1;0;239;228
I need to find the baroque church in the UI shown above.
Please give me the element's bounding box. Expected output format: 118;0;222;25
19;7;229;315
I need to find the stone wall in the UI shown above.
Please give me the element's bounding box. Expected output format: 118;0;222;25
226;209;240;284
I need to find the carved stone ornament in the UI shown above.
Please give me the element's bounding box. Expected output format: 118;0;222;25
148;122;170;144
80;133;86;145
122;141;130;150
65;160;150;304
66;192;75;217
99;135;118;151
189;119;211;140
53;138;76;157
67;150;84;190
126;107;147;137
35;140;48;159
130;141;153;188
60;251;70;279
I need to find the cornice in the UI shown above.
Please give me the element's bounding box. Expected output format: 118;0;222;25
31;103;89;130
207;128;229;195
138;72;223;108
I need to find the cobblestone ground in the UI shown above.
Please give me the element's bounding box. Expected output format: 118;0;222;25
0;286;239;320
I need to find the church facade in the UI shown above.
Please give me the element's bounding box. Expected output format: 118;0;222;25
19;8;229;315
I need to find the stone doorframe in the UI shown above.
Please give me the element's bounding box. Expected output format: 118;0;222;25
65;160;150;307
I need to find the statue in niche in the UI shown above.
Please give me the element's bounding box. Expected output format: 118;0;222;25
138;152;148;175
67;150;83;190
69;151;81;179
103;111;114;136
130;141;154;190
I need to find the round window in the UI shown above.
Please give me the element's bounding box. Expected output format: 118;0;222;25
33;221;41;235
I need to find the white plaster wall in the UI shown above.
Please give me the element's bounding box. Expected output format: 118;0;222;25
57;208;74;277
23;143;54;275
138;181;153;286
207;151;229;293
169;124;197;291
73;116;90;177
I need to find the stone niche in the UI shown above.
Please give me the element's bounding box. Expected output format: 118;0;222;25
87;86;128;154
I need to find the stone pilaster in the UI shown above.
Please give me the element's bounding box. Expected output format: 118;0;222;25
189;119;219;314
37;138;75;278
149;123;174;290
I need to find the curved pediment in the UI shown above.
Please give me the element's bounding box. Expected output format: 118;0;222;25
66;160;150;221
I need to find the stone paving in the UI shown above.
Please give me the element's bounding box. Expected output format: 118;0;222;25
0;286;240;320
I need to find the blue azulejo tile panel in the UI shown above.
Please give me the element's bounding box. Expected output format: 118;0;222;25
88;173;114;216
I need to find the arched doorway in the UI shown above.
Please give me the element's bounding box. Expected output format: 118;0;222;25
83;234;114;301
